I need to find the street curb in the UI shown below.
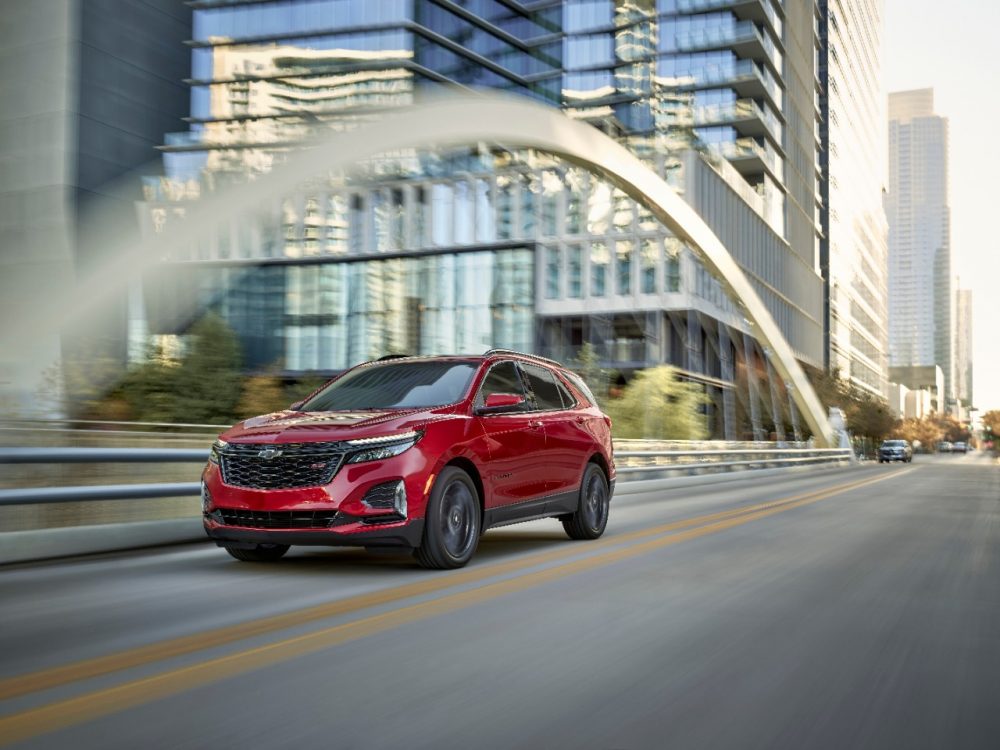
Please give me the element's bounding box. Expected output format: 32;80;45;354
0;518;205;565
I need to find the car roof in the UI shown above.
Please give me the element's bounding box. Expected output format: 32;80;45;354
362;352;568;369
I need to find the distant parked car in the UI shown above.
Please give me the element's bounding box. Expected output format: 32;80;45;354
879;440;912;463
952;441;968;454
937;441;953;453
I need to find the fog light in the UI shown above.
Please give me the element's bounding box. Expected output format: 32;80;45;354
361;480;407;518
201;481;213;513
393;480;407;518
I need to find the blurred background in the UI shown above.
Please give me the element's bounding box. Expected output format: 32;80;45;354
0;0;991;478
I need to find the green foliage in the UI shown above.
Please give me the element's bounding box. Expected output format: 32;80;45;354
236;376;289;419
604;365;708;440
568;343;613;408
172;313;243;423
982;410;1000;441
805;365;898;442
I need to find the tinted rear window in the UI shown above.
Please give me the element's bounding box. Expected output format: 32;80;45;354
300;361;477;410
520;363;565;411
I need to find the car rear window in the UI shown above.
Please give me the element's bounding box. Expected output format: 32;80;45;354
520;363;567;411
300;361;477;410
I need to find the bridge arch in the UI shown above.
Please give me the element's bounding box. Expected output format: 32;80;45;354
27;94;838;444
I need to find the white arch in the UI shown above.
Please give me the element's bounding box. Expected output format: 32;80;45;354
9;94;835;445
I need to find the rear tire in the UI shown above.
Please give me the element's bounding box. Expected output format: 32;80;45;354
414;467;481;570
562;463;610;540
224;544;289;562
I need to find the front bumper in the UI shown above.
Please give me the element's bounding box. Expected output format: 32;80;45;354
879;453;907;461
204;516;424;549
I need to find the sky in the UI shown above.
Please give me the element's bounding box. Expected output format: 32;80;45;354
883;0;1000;415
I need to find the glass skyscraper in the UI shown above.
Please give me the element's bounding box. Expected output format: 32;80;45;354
818;0;888;396
887;88;954;411
139;0;830;437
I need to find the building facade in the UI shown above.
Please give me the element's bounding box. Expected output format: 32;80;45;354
0;0;192;411
886;88;954;412
818;0;888;396
140;0;827;438
955;286;972;410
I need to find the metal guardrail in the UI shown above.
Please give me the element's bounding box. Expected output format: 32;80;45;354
0;444;853;507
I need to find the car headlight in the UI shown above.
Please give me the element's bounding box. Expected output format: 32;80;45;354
346;431;422;464
209;439;227;464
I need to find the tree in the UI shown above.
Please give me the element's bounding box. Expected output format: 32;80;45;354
894;418;944;453
981;410;1000;441
569;343;613;408
604;365;708;440
118;343;181;423
236;375;289;419
173;313;243;424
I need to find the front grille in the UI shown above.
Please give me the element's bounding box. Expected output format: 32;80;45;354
220;442;345;489
216;508;344;529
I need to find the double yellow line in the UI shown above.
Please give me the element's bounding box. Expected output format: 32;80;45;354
0;468;910;744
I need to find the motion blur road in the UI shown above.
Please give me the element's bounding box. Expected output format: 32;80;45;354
1;454;998;749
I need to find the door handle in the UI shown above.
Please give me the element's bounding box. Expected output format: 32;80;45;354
529;420;543;429
574;416;586;424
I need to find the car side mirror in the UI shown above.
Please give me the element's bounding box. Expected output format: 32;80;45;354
475;393;526;415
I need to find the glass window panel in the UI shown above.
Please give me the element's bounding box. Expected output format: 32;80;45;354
641;238;658;293
454;180;473;245
587;181;610;235
665;238;682;292
616;239;633;295
496;175;513;240
545;245;561;299
591;241;608;297
567;244;583;299
475;178;495;243
431;183;453;246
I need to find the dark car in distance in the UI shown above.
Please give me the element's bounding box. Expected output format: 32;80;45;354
202;350;615;569
879;439;912;463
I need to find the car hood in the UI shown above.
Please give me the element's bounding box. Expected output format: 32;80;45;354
220;407;456;443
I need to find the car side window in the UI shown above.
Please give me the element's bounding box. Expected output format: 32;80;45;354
553;373;577;409
476;360;527;407
519;363;565;411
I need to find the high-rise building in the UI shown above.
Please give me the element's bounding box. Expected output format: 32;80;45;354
140;0;826;439
0;0;192;411
887;88;954;411
818;0;888;396
955;286;973;410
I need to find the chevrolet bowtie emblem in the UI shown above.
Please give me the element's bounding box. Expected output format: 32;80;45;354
257;448;283;460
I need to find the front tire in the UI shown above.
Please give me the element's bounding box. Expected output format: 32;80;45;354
414;467;481;569
562;463;610;540
224;544;289;562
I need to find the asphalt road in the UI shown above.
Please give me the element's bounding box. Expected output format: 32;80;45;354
1;453;998;749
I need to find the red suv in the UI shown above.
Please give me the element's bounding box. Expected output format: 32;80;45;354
202;350;615;569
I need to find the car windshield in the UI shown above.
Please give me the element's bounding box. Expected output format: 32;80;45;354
299;361;478;411
883;440;906;447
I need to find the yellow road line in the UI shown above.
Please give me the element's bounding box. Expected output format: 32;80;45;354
0;469;896;704
0;468;909;746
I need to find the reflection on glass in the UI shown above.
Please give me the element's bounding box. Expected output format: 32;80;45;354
665;238;682;292
587;182;611;234
616;239;633;294
591;241;608;297
431;183;453;246
545;245;561;299
641;237;658;293
567;244;583;298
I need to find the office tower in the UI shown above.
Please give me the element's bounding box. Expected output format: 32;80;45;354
0;0;192;411
140;0;827;438
818;0;888;395
887;88;954;411
955;287;972;410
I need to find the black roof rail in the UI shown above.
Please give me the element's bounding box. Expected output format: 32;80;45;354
483;348;563;368
375;354;413;361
